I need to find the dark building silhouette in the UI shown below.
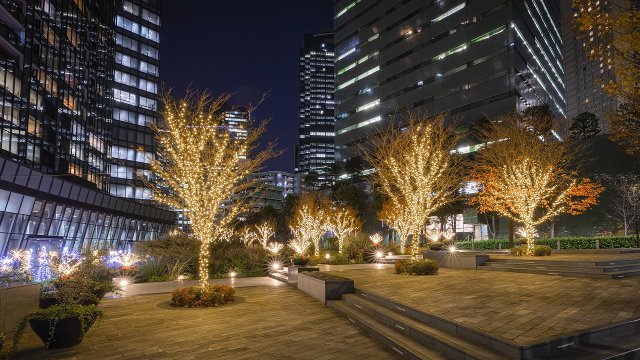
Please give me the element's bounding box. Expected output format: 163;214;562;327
295;32;336;190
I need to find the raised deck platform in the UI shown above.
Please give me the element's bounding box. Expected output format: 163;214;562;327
319;267;640;359
478;253;640;279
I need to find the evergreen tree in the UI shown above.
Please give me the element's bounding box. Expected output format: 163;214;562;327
610;101;640;157
569;112;601;139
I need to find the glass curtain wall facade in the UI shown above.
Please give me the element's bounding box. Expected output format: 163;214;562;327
111;0;160;200
0;0;173;255
295;32;336;189
333;0;565;161
1;0;115;189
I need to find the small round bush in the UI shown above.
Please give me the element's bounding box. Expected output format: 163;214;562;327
170;284;235;308
533;245;552;256
428;242;444;251
511;245;552;256
394;259;438;275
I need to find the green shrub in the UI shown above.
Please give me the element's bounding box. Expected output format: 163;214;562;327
394;259;438;275
457;236;638;250
170;284;235;308
429;242;444;251
386;242;402;255
510;245;526;256
342;232;370;262
511;245;552;256
315;252;351;265
534;245;552;256
136;260;170;283
456;239;509;250
208;241;268;278
136;234;199;278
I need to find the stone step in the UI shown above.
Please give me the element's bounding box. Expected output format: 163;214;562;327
342;293;509;360
481;261;640;274
267;270;288;283
327;299;449;360
477;265;640;279
488;258;640;267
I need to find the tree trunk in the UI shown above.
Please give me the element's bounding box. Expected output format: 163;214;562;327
491;216;497;240
199;241;209;287
508;219;514;248
550;221;555;238
315;237;321;256
635;212;640;248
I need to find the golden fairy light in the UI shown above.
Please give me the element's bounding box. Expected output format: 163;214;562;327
471;114;603;256
289;192;330;256
365;115;462;258
327;206;361;253
254;221;275;248
146;90;277;286
369;233;383;246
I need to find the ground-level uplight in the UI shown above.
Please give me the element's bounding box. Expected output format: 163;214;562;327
375;250;384;259
177;275;186;281
117;278;129;287
229;271;237;278
271;262;282;271
388;252;393;257
448;245;457;253
325;253;331;260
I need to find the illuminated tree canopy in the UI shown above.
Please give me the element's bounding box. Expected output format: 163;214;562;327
327;205;361;253
148;90;276;285
289;192;330;256
364;114;462;257
470;115;603;255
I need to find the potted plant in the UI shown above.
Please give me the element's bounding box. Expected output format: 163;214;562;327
291;254;310;266
12;304;103;350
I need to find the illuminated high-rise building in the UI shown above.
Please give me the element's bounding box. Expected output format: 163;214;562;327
0;0;172;255
111;0;161;200
561;0;618;126
334;0;565;162
295;32;336;190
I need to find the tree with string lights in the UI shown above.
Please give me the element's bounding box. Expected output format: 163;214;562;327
253;221;275;248
327;206;361;253
363;114;463;257
147;90;277;286
470;114;604;256
378;200;412;254
289;192;330;256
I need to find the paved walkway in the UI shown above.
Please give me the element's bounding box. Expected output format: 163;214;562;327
7;285;397;360
326;267;640;346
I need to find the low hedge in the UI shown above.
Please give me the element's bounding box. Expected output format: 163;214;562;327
455;236;638;250
394;259;439;275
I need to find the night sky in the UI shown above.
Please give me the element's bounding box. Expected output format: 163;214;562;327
160;1;333;172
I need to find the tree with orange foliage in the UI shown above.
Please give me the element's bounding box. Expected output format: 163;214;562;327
470;115;604;256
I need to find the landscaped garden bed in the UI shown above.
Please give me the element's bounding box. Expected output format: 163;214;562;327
170;284;235;308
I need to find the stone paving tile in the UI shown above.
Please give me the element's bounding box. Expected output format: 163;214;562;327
4;286;397;360
326;266;640;346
